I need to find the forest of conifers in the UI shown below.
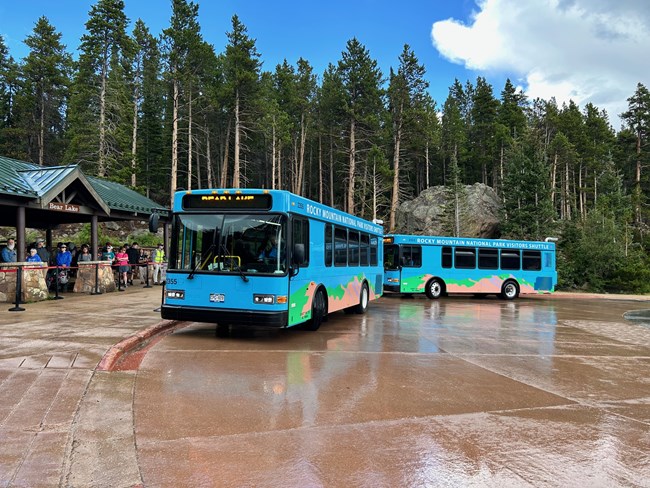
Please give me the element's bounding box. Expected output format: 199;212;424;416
1;0;649;293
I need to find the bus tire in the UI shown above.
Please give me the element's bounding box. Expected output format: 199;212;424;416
425;278;444;299
500;280;519;300
353;282;370;314
216;323;230;337
304;288;327;331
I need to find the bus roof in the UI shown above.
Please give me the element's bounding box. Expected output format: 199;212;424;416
174;189;384;235
385;234;556;251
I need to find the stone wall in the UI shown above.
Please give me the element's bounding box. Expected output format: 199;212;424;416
0;262;48;302
74;262;117;293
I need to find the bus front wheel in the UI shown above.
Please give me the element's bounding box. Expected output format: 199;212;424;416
304;289;327;331
500;280;519;300
425;279;444;299
354;283;369;314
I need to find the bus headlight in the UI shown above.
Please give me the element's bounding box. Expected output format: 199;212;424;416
166;290;185;299
387;278;399;283
254;294;275;304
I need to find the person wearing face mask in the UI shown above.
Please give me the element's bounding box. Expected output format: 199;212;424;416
2;238;17;262
101;243;115;262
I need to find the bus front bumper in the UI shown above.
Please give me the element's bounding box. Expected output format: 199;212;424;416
161;305;288;328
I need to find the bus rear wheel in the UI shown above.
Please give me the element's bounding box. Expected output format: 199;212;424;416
500;280;519;300
425;278;444;299
353;283;369;314
304;289;327;331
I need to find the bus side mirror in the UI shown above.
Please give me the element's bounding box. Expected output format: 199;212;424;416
292;243;305;266
149;213;159;233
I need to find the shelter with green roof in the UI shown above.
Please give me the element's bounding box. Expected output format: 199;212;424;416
0;156;169;260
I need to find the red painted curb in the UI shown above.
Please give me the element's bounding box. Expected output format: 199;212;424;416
97;320;183;371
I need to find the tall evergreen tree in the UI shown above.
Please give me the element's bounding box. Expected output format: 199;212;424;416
66;0;130;177
0;36;23;158
337;38;383;214
223;15;261;188
20;16;71;166
620;83;650;224
387;44;428;231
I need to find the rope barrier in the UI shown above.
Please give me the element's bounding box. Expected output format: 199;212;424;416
0;260;165;310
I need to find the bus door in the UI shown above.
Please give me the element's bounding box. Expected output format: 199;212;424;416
397;245;423;293
383;243;401;292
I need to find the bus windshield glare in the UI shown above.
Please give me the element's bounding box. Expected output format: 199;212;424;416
172;213;287;275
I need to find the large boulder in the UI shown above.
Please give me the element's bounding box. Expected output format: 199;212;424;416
394;183;502;237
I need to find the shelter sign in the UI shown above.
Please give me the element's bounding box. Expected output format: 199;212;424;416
48;202;80;213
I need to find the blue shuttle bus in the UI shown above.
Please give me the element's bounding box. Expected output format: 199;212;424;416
383;234;557;300
161;189;384;330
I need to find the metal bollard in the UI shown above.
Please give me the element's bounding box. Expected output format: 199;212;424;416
91;262;102;295
8;265;25;312
143;262;152;288
52;266;64;300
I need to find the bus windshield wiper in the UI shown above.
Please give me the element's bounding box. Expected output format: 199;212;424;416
187;242;216;280
220;244;249;282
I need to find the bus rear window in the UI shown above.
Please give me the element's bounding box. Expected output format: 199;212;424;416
523;250;541;270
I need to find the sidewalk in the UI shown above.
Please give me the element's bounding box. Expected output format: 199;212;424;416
0;284;170;487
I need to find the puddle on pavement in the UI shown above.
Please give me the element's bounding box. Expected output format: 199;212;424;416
623;309;650;327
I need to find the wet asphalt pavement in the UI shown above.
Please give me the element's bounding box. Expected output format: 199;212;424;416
135;295;650;487
1;289;650;487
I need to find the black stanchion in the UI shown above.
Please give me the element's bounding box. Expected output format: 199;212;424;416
90;262;102;295
52;265;64;300
143;262;152;288
9;266;25;312
117;264;124;292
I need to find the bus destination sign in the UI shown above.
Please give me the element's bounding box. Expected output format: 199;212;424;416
182;193;272;210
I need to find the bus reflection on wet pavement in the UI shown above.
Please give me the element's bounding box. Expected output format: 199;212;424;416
134;295;650;487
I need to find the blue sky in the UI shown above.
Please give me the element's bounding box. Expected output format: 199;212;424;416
1;0;648;129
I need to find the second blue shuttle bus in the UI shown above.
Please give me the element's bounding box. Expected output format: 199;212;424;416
383;234;557;300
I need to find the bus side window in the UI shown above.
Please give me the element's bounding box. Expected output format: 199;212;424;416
501;250;520;270
370;237;378;266
478;248;498;269
325;224;333;267
292;218;310;267
349;231;360;266
360;233;370;266
402;245;422;267
523;250;541;271
455;247;476;269
334;227;347;266
442;247;452;268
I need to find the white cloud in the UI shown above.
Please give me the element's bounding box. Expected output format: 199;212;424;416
431;0;650;130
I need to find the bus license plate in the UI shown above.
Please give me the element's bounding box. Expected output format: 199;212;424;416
210;293;225;303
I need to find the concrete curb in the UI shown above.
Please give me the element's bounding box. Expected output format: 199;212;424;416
97;319;181;371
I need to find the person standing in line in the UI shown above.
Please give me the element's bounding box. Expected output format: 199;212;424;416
36;239;50;263
151;243;166;285
126;242;140;284
101;243;115;262
78;244;92;262
115;246;130;287
2;238;17;262
26;248;42;262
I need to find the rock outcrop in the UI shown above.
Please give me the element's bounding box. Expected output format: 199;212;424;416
394;183;502;237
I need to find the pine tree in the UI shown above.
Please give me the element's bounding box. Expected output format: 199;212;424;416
66;0;130;177
337;38;383;214
223;15;261;188
20;16;72;166
387;44;428;231
620;83;650;224
0;36;23;158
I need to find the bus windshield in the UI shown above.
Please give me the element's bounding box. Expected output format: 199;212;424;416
172;213;287;275
384;244;400;270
